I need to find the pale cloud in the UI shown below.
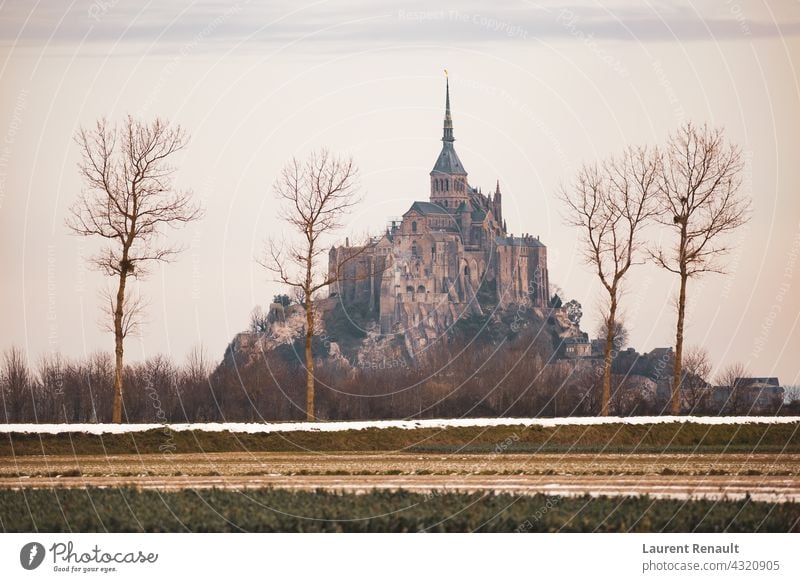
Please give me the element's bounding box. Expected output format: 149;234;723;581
1;0;799;51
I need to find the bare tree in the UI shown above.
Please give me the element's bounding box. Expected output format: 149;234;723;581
1;347;33;422
681;346;712;413
597;318;629;353
260;149;363;421
66;117;202;423
561;146;659;415
249;305;270;333
564;299;582;327
184;344;211;384
784;385;800;404
37;352;68;421
717;362;750;414
652;123;749;415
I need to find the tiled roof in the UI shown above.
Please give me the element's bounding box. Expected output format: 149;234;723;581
431;142;467;175
406;201;450;215
496;235;545;248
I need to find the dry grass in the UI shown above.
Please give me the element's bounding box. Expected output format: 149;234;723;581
2;452;798;479
2;421;798;456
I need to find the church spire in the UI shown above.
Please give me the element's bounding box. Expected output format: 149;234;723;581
430;71;467;201
442;71;454;143
494;180;503;225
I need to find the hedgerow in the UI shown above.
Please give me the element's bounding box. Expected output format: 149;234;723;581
3;422;798;456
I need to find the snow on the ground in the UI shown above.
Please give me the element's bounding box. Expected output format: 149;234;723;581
1;416;798;435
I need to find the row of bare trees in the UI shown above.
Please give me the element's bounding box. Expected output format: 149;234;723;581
0;345;582;423
0;346;211;423
2;339;787;423
561;123;750;416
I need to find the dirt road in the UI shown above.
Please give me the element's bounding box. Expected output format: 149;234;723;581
2;452;797;502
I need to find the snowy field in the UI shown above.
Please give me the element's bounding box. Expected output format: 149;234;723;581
1;415;798;435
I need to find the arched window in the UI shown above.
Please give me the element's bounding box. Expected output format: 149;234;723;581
417;285;426;294
445;180;449;192
411;221;417;233
411;242;418;257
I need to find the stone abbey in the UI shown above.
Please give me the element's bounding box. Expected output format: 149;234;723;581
328;78;550;351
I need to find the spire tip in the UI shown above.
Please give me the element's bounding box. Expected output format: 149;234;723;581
442;72;454;142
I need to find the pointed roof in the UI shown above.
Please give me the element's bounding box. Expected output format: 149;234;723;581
442;76;454;143
432;144;466;175
431;75;467;176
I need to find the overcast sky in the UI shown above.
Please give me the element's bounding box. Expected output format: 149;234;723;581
1;0;799;385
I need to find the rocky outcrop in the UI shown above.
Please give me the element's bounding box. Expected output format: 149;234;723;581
224;292;585;373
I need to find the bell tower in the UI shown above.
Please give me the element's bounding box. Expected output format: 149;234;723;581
430;73;468;209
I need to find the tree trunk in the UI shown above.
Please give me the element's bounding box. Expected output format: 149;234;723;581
112;270;127;423
601;298;617;416
672;272;688;415
304;294;315;422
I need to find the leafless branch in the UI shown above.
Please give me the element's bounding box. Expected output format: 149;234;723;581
649;123;750;414
99;287;149;338
258;148;362;421
560;144;659;415
65;116;203;423
649;122;749;277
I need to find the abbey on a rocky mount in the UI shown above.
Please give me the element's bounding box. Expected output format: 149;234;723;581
329;77;550;351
